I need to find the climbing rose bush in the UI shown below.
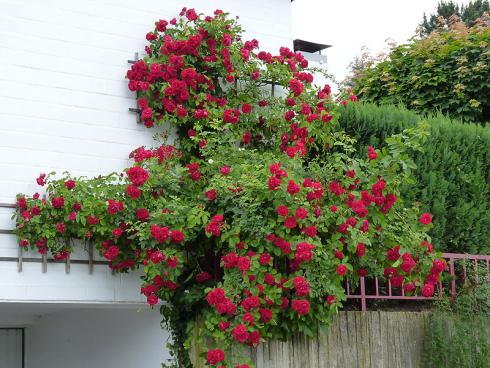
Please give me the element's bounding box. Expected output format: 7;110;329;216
14;8;444;368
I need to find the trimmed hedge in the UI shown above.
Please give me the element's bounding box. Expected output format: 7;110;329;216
340;103;490;254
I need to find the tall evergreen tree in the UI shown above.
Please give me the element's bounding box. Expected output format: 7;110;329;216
419;0;489;36
419;1;461;36
462;0;490;25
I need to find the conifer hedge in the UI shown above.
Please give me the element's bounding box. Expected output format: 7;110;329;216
339;103;490;254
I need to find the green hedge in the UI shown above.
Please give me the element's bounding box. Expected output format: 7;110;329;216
423;265;490;368
340;103;490;254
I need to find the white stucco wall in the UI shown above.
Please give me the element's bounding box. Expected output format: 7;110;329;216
26;307;170;368
0;0;293;204
0;3;291;364
0;0;292;303
0;304;169;368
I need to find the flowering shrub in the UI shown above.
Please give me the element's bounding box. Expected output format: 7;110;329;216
15;8;444;368
352;15;490;123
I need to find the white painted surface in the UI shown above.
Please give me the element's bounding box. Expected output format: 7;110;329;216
0;0;292;203
0;303;170;368
0;260;146;303
0;1;291;365
0;0;292;301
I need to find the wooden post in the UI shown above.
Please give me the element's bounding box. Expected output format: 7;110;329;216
42;254;47;273
88;242;94;274
17;247;23;272
360;276;367;312
449;258;456;300
65;253;71;274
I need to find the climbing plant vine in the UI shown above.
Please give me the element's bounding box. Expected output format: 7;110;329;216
14;8;444;368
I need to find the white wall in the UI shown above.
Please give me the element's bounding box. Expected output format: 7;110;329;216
22;306;170;368
0;0;292;301
0;261;147;304
0;303;170;368
0;0;292;204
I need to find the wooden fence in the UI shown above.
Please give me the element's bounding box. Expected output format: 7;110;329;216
192;311;429;368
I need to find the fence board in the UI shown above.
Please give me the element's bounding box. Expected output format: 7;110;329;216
191;311;430;368
256;311;429;368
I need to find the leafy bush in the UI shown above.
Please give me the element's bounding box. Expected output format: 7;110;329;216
340;103;490;254
353;17;490;123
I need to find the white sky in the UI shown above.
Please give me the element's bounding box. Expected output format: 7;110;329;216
292;0;472;84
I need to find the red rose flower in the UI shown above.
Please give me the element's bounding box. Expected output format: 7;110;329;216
304;225;317;237
87;215;99;226
112;227;123;237
170;229;184;244
51;197;64;209
289;78;304;96
205;189;217;201
232;324;249;343
237;256;251;271
56;223;66;233
220;166;231;175
260;308;273;323
150;224;170;243
421;283;435;297
258;253;271;265
36;173;47;186
336;264;347;276
206;349;225;365
420;213;432;225
295;207;308;220
135;208;149;221
277;205;289;217
218;321;231;331
241;103;252;114
268;176;281;190
196;271;212;283
242;295;260;311
355;242;366;257
107;199;124;215
64;179;76;190
103;245;119;261
126;185;141;199
242;131;251;145
291;299;310;315
248;330;260;347
293;276;311;296
146;294;158;305
386;245;401;261
367;146;377;160
126;166;149;187
287;180;300;195
284;217;297;229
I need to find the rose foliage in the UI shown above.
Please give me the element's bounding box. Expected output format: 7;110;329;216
14;8;445;368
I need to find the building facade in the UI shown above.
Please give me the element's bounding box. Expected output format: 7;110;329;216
0;1;326;366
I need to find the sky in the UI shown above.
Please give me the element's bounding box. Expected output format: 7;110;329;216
292;0;472;85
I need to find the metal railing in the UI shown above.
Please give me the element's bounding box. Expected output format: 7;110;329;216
2;204;489;301
1;202;108;274
347;253;490;311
